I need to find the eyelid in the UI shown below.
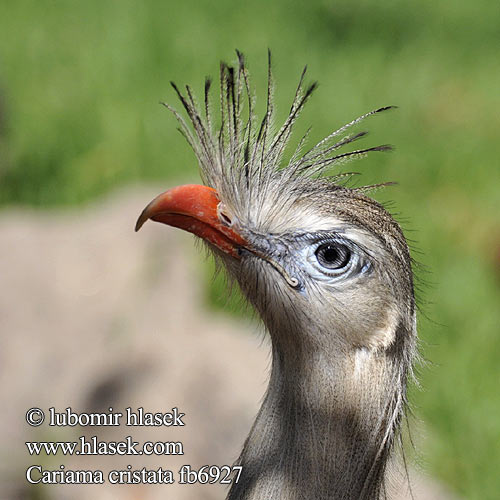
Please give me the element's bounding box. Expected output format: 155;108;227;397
311;236;367;258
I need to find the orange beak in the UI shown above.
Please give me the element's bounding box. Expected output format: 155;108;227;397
135;184;247;259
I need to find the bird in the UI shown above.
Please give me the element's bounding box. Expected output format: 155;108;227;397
136;51;417;500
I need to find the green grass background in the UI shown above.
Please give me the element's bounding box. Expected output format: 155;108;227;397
1;1;499;498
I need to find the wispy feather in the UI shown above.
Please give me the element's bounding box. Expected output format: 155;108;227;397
162;51;395;215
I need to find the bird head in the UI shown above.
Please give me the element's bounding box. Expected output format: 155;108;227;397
136;52;415;357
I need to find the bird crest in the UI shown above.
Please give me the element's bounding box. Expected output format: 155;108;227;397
162;51;395;228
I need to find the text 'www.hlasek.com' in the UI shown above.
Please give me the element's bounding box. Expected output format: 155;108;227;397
25;407;242;485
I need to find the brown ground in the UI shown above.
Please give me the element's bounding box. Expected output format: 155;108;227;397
0;187;456;500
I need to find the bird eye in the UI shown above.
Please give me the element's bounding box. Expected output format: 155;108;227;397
315;243;351;270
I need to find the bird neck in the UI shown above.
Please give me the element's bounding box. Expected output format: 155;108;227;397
227;335;406;500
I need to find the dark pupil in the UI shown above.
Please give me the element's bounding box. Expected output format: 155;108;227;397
316;244;350;269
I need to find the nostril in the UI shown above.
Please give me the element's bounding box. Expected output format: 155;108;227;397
220;212;232;226
217;202;233;227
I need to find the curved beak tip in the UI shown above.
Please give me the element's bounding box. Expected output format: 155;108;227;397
135;210;149;232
